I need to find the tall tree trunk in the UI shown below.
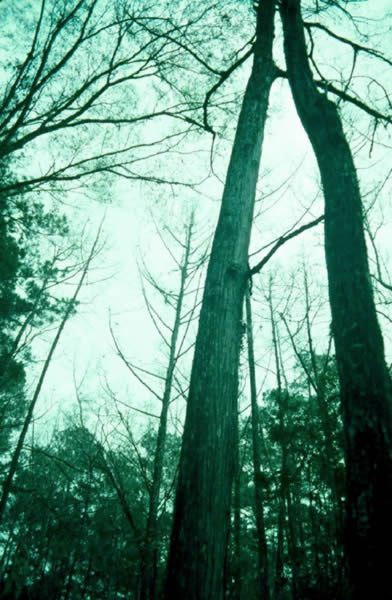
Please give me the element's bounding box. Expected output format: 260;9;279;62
245;287;270;599
164;3;276;599
281;1;392;597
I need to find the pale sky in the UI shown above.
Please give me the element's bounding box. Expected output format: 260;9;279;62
15;0;392;440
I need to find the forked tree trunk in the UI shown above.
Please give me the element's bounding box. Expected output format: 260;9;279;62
281;1;392;597
164;2;276;598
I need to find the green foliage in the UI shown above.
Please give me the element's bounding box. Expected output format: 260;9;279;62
230;354;345;599
0;158;70;457
0;419;181;599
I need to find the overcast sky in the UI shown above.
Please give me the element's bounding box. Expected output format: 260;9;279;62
16;0;392;439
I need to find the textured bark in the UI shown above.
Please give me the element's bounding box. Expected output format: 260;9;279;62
246;288;270;599
281;1;392;597
163;3;276;599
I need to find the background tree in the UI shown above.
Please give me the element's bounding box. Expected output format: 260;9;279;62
108;210;206;600
0;168;71;457
0;222;103;527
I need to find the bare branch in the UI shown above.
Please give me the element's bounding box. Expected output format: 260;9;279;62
249;215;324;276
305;21;392;69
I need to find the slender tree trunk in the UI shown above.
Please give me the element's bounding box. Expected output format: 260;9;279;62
273;501;285;600
245;287;270;599
307;464;321;588
268;289;286;600
285;490;301;600
0;224;103;527
300;281;343;576
269;290;300;600
140;220;194;600
164;3;276;598
232;410;242;600
0;256;55;393
303;287;342;563
281;1;392;597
